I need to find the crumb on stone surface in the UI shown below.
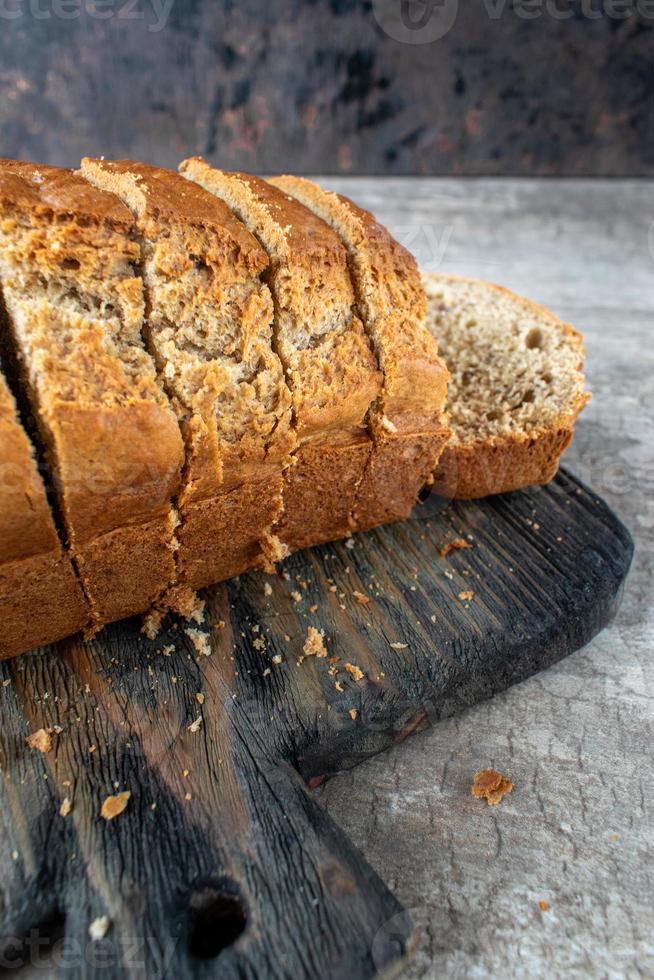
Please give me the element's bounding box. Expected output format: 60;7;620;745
100;791;131;821
471;769;513;806
26;729;53;753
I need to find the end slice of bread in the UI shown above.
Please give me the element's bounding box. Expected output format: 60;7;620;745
423;273;590;499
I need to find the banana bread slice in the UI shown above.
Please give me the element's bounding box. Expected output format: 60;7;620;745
80;159;294;586
179;159;383;551
269;176;450;528
423;273;590;498
0;160;184;626
0;356;88;657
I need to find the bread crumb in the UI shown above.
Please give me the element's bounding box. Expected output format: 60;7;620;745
380;415;398;434
100;791;131;820
186;628;211;658
353;591;370;605
262;668;271;677
390;642;408;650
195;692;205;705
335;681;344;692
2;679;10;688
260;531;289;571
89;916;110;941
60;797;73;817
141;607;164;641
263;582;273;596
291;591;302;603
349;708;358;720
538;899;550;912
344;662;364;682
344;538;355;550
458;590;475;601
26;729;53;753
302;627;327;660
214;620;226;630
188;717;203;733
439;538;471;558
272;654;283;665
471;769;513;806
252;637;266;651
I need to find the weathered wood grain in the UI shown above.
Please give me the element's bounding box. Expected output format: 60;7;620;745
0;470;632;978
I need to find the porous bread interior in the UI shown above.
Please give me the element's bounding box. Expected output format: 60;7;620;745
423;274;589;446
0;196;166;411
80;161;291;464
178;161;359;374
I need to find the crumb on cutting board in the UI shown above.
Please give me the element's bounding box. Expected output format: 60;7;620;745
471;769;513;806
185;628;212;658
100;791;131;821
89;916;110;941
26;728;53;753
301;627;327;661
439;538;472;558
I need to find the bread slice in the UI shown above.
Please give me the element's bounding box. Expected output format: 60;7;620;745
179;159;383;551
0;160;185;626
0;356;88;657
269;176;451;528
79;159;295;588
423;273;590;498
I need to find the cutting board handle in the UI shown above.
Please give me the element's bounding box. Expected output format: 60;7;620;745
0;634;413;979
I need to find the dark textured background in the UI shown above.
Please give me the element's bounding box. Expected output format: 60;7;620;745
0;0;652;175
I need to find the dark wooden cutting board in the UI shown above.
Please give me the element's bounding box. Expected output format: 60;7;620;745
0;470;633;980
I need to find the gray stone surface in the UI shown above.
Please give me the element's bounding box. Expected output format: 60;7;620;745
0;1;651;175
314;177;653;978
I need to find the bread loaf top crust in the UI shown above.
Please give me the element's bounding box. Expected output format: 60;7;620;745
0;158;134;229
179;159;382;443
80;159;295;502
268;176;449;435
0;159;184;541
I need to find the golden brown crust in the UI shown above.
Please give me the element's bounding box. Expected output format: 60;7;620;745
0;367;59;561
0;365;89;655
0;549;89;660
179;159;383;551
0;159;185;624
0;159;135;229
269;175;450;529
434;424;576;500
79;158;296;584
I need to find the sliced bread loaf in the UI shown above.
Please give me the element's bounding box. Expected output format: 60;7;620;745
179;159;383;551
423;273;590;498
79;159;295;588
269;176;451;528
0;356;88;657
0;160;185;625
